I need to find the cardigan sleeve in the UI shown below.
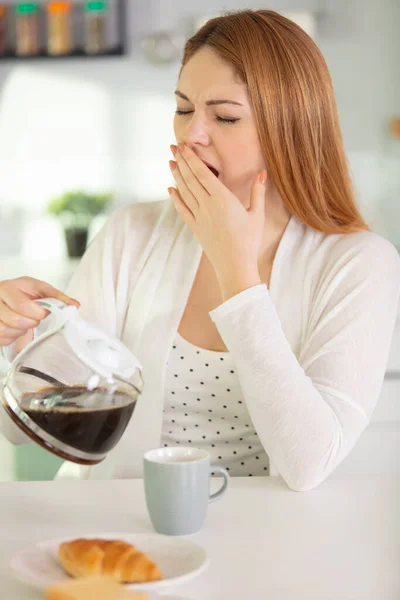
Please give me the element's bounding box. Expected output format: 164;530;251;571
209;235;400;492
66;201;167;338
65;207;130;338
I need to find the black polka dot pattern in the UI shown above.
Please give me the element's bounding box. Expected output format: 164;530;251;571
161;332;270;477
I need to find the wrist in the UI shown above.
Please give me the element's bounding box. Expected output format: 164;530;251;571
216;267;261;302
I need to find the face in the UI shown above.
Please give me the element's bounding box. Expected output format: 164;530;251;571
173;47;266;207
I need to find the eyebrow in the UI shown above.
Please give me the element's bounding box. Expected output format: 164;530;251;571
175;90;244;107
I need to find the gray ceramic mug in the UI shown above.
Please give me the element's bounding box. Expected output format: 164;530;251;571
143;447;230;536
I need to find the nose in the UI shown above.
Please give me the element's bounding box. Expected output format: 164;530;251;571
180;114;210;149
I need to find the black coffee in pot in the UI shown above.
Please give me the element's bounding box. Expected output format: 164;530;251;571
20;386;136;455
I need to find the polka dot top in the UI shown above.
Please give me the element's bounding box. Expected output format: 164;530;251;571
161;332;270;477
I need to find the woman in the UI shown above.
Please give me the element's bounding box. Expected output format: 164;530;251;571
0;10;399;491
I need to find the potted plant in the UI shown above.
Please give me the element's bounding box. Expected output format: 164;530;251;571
47;190;112;258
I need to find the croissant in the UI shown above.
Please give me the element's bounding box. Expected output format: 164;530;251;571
58;539;162;584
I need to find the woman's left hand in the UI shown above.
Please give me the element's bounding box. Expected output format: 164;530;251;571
168;143;267;285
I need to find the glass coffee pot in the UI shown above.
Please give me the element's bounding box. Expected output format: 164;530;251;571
0;298;144;465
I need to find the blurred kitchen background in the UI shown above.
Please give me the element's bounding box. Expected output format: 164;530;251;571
0;0;399;481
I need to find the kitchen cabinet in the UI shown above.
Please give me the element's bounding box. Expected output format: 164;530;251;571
0;0;126;60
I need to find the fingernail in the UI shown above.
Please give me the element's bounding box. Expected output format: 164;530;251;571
169;160;176;170
167;187;175;196
170;144;177;155
258;171;267;186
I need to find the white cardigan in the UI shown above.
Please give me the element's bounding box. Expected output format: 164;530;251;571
2;199;400;490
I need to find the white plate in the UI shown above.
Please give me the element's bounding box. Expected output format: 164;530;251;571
9;532;209;592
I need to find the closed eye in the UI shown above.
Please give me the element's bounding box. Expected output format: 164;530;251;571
175;110;240;125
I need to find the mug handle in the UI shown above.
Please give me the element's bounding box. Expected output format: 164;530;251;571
209;466;230;503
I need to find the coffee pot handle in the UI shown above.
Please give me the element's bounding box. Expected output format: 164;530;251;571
0;299;77;370
33;298;77;340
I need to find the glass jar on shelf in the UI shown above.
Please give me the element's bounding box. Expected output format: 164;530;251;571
15;3;40;57
0;5;7;56
46;1;73;56
84;1;108;55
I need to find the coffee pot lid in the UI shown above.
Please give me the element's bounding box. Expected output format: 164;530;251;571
30;299;143;389
64;316;142;383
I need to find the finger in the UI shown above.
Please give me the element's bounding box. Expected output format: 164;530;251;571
175;149;209;202
178;143;223;195
249;171;267;214
15;330;34;354
0;277;80;321
26;278;80;308
0;338;16;347
0;321;27;340
169;160;199;217
0;299;39;330
168;187;196;227
0;284;48;320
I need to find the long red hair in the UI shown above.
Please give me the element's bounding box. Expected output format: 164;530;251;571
181;10;369;234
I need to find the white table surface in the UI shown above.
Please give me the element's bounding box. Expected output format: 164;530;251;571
0;475;399;600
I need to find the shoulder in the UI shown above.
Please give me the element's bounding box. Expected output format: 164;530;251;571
300;225;400;317
315;229;400;282
96;199;173;254
104;199;170;236
290;225;400;345
290;214;400;283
